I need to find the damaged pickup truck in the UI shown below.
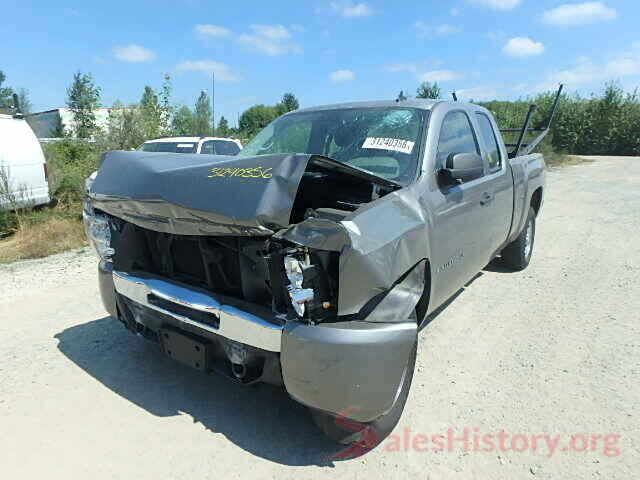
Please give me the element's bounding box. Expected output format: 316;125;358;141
84;89;560;446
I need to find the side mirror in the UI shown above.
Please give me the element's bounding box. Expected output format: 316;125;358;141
442;152;484;183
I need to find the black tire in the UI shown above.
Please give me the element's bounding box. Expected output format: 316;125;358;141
501;207;536;271
310;333;417;455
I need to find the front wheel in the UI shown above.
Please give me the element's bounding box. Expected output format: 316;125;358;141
310;338;417;455
501;207;536;271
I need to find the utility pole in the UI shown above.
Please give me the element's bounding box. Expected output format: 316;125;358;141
211;72;215;135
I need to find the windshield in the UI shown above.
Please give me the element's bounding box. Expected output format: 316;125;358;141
140;142;198;153
238;107;427;183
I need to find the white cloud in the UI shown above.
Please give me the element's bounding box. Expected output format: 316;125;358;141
606;57;640;76
457;86;500;100
503;37;545;57
194;24;231;37
176;60;241;82
249;24;291;41
238;24;301;55
329;2;374;18
542;2;617;27
418;70;463;82
329;69;355;83
533;46;640;92
112;44;156;63
385;63;419;73
414;21;461;38
468;0;521;11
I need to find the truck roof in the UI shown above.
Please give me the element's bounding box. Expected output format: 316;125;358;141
293;98;445;114
144;136;240;143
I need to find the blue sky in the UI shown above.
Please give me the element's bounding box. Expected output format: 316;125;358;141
1;0;639;126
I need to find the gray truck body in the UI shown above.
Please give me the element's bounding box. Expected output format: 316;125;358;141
85;99;545;426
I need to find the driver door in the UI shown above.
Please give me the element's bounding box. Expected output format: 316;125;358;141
428;110;495;308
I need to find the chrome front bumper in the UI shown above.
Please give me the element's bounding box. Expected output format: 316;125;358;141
112;271;283;352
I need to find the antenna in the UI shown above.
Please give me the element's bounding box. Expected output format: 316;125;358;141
211;72;215;135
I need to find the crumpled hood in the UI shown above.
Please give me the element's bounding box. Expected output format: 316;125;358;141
89;150;312;236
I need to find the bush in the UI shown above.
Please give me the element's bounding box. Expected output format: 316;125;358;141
0;166;26;234
480;82;640;157
0;205;14;234
42;139;99;205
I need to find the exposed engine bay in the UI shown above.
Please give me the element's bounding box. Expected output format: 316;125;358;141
289;156;397;223
87;151;401;326
109;221;340;323
84;151;411;385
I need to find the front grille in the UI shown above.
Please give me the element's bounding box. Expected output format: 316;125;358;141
144;232;243;296
113;222;273;307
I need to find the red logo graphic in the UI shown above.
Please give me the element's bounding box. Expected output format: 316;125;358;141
329;407;379;460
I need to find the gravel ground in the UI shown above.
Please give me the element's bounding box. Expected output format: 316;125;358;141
1;156;638;479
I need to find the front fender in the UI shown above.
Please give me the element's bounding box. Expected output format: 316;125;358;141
277;187;431;317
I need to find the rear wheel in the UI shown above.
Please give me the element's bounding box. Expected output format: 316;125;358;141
310;332;417;455
501;207;536;271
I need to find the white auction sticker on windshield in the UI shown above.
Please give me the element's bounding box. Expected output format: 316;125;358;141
362;137;415;154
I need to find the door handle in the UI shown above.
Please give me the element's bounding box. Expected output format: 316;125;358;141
480;192;493;206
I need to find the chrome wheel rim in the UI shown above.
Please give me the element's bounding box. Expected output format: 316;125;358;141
524;219;533;258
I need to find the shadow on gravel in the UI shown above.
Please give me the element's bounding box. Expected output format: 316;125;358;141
55;317;338;467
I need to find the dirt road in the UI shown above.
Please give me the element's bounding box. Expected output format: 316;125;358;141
1;156;638;479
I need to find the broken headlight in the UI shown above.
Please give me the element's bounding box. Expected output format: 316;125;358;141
83;210;114;261
85;170;97;194
284;254;315;317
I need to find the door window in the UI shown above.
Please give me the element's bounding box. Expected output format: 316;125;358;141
436;111;480;171
475;113;502;171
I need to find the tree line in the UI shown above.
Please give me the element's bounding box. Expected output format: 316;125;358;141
53;71;300;149
410;80;640;156
0;67;301;149
3;66;640;156
481;83;640;156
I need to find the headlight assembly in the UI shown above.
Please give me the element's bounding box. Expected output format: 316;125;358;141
85;170;97;194
284;254;315;317
83;210;114;261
